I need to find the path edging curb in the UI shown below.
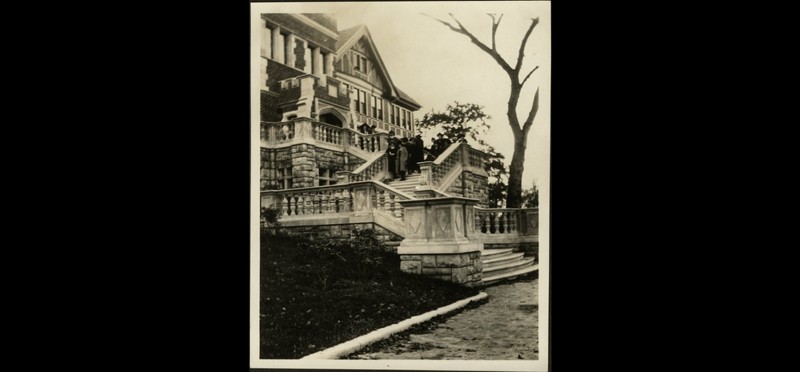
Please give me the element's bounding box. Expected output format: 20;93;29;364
301;291;489;359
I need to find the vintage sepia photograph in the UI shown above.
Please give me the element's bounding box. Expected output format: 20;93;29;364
251;1;550;370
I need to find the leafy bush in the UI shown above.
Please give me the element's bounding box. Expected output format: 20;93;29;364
260;206;282;230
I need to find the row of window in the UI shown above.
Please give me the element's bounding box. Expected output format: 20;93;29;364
344;83;413;130
272;166;339;189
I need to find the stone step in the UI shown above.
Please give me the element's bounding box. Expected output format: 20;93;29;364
481;248;515;259
483;257;536;277
482;252;525;266
482;264;539;286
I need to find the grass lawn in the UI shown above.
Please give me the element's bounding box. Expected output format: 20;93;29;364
260;229;480;359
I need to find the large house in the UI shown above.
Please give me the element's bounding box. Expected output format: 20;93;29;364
258;14;538;286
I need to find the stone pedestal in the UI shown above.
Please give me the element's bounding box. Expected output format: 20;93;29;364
414;161;436;198
397;196;484;287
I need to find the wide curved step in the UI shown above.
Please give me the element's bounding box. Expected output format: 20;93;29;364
483;264;539;285
483;252;525;266
481;248;515;259
483;257;536;276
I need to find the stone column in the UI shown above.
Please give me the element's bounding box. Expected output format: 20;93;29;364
260;57;268;91
285;33;296;68
272;26;283;64
414;161;436;198
521;208;539;236
290;119;317;188
335;171;352;184
398;197;483;287
313;47;325;86
296;76;315;119
260;19;271;59
324;52;334;77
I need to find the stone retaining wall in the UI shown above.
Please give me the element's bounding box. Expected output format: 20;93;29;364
399;252;483;287
267;223;402;252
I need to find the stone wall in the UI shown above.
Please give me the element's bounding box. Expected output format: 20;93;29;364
399;252;483;287
446;172;489;207
261;143;370;190
270;223;402;250
315;147;346;175
260;147;294;190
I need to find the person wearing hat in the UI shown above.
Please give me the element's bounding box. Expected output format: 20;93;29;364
437;133;452;152
411;135;424;174
396;137;409;180
385;140;398;181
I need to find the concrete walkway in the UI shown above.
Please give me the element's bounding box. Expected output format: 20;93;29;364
350;278;539;360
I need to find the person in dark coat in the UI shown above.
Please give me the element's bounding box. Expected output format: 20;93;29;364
437;133;452;153
429;137;439;157
412;135;424;173
386;141;398;181
396;139;408;180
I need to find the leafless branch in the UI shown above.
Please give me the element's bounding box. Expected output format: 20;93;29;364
515;17;540;72
521;66;539;87
522;87;540;132
488;14;504;51
423;13;514;74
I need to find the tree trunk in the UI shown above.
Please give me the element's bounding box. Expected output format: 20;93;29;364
506;133;527;208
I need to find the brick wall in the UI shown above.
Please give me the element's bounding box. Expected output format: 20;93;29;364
314;81;350;108
267;60;306;91
293;39;306;71
261;91;282;122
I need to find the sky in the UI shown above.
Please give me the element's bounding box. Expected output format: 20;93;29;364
256;1;550;189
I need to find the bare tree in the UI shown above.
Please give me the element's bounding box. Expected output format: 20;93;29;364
425;13;540;208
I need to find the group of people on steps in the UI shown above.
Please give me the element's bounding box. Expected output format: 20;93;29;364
384;131;453;181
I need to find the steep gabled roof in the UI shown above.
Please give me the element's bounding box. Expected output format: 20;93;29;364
335;25;421;110
335;25;362;52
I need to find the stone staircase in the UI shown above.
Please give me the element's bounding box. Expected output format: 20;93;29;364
481;248;538;286
383;172;422;196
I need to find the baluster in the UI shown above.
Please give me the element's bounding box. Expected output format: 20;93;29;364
315;193;322;214
342;189;351;212
291;195;298;216
334;190;342;213
502;213;509;233
376;189;384;211
388;194;395;216
321;192;328;214
482;213;488;233
305;193;313;214
509;211;517;233
282;195;289;216
297;195;304;215
333;130;339;144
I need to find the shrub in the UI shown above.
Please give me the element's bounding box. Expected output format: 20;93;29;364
261;206;282;230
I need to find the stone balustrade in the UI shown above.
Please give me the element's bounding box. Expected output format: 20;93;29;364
261;181;409;222
351;153;387;182
474;207;538;237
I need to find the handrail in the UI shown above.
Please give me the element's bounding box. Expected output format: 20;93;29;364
473;207;538;236
260;180;410;223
